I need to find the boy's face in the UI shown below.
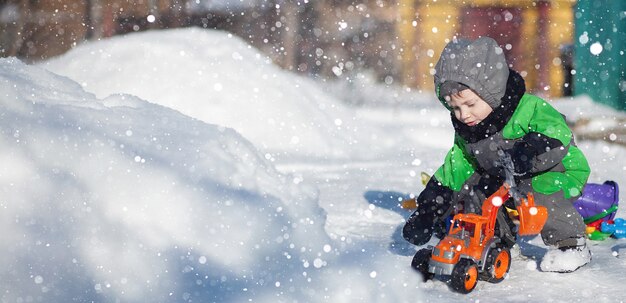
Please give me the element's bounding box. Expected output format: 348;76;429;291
445;89;493;127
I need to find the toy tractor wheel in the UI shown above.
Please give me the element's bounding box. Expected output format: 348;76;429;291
411;248;434;282
450;259;479;294
482;246;511;283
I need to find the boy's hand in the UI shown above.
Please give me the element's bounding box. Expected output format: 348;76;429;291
402;211;435;245
402;176;453;245
507;141;536;176
501;132;567;178
497;141;537;178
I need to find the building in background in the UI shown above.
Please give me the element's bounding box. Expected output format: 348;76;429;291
0;0;186;60
1;0;581;99
574;0;625;111
0;0;88;60
399;0;576;98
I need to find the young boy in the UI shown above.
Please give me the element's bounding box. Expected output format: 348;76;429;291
402;37;591;273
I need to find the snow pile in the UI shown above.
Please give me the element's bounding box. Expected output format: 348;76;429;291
552;95;626;122
320;71;434;108
41;28;391;159
552;96;626;146
0;58;328;302
1;58;423;302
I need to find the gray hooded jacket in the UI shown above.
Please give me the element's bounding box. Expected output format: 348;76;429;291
434;37;509;109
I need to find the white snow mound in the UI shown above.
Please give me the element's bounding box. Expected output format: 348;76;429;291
0;57;330;302
41;28;386;159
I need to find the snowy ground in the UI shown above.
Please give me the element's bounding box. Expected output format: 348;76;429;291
1;28;625;302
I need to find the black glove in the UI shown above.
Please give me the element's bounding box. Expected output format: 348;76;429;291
403;209;436;245
402;177;453;245
507;140;537;177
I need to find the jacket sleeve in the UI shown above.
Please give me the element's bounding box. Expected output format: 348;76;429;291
433;135;477;191
402;175;454;245
507;96;573;175
415;176;454;217
403;136;475;245
411;136;476;225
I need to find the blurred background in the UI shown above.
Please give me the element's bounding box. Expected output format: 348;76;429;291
0;0;624;109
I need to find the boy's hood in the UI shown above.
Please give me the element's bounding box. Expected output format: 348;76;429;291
434;37;510;110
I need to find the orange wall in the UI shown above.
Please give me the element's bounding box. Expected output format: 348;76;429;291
400;0;575;97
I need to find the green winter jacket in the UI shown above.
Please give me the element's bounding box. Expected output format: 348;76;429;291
434;92;590;200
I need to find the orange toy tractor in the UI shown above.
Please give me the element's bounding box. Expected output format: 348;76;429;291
411;183;548;293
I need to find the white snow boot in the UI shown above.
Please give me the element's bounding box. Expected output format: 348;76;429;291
540;238;591;273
